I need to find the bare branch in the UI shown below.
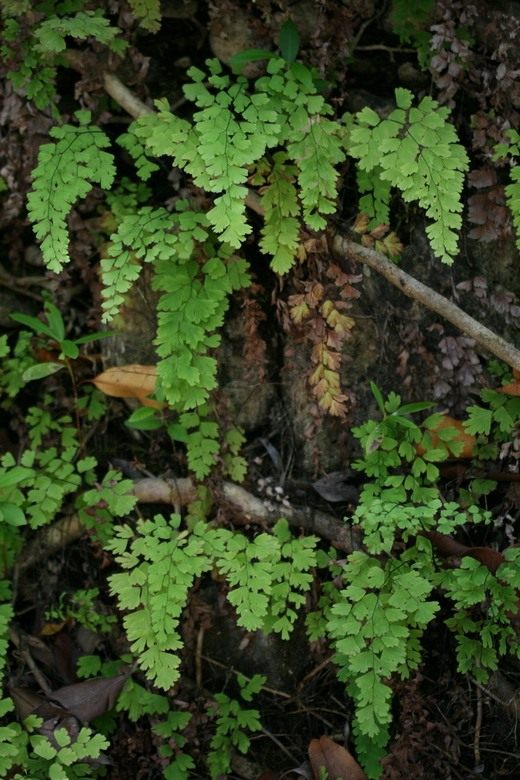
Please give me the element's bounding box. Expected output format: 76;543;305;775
17;477;360;573
333;235;520;371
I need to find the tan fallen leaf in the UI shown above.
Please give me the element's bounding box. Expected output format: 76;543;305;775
92;365;164;408
308;735;367;780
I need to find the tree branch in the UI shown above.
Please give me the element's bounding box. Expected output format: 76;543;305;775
332;235;520;371
17;477;359;573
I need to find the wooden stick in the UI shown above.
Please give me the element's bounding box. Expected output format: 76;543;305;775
333;235;520;371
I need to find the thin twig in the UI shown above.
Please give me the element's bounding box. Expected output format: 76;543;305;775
9;626;53;696
355;45;417;53
474;680;483;767
201;655;292;700
259;726;299;762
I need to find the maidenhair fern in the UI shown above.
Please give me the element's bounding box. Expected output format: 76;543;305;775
129;57;345;266
442;550;520;682
2;8;125;114
153;228;250;409
127;0;162;32
107;513;212;690
327;552;439;777
168;408;221;478
494;128;520;249
258;152;301;273
107;515;318;689
100;206;181;322
28;111;115;273
330;384;520;777
101;202;250;413
33;10;126;55
356;167;392;229
349;87;469;262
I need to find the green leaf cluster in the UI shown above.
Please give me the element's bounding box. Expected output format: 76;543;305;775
102;203;250;414
494;128;520;249
1;17;57;112
153;223;250;410
76;654;194;778
0;332;36;401
107;513;211;690
442;550;520;682
338;382;520;776
463;387;520;477
34;10;126;55
389;0;434;69
2;8;125;114
0;445;80;530
0;699;107;780
28;111;115;272
28;727;109;780
200;519;318;635
107;516;317;688
127;0;162;32
168;407;220;479
130;57;345;268
207;674;265;779
45;588;116;634
327;552;438;775
349;88;469;262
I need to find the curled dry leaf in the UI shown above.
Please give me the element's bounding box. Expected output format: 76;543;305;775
308;735;367;780
91;364;165;408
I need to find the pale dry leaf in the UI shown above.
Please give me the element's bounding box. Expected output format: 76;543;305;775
92;364;164;408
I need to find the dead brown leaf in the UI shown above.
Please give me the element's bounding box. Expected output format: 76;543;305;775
91;365;164;408
308;735;367;780
50;673;130;723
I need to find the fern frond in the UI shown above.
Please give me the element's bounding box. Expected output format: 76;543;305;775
28;111;115;273
108;514;212;690
356;167;392;227
118;131;160;181
133;59;345;256
101;207;178;322
495;130;520;249
257;59;345;232
327;551;439;775
154;239;250;409
264;519;317;638
287;112;345;230
34;10;126;55
168;409;220;478
127;0;162;32
260;153;301;273
103;202;249;411
505;166;520;249
213;531;280;631
349;88;469;263
0;592;13;678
